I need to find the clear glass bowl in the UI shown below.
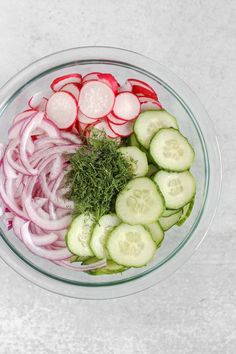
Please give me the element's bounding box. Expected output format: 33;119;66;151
0;47;222;299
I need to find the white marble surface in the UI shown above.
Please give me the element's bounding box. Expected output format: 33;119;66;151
0;0;235;353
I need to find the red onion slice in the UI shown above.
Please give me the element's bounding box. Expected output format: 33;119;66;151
21;222;71;260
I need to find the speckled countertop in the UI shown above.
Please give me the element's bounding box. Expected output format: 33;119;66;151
0;1;235;353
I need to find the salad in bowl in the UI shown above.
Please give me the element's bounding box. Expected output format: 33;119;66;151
0;47;221;298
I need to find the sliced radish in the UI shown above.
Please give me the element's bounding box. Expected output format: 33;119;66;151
107;113;127;126
28;92;44;109
82;72;101;82
50;73;82;92
83;72;118;93
79;80;115;119
108;120;133;137
127;78;158;100
78;111;99;124
118;81;132;93
91;120;118;138
46;92;78;129
140;101;162;112
112;92;140;121
60;83;80;100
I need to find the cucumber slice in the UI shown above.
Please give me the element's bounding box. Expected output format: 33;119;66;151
146;222;164;246
90;214;121;259
66;214;94;257
119;146;148;177
153;170;196;209
116;177;165;225
129;133;140;148
150;128;195;171
107;223;156;267
69;255;89;263
134;110;178;149
177;198;195;226
159;210;183;231
162;208;181;217
146;164;158;177
87;260;127;275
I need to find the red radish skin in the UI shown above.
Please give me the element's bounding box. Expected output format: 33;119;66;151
83;72;119;93
28;93;44;109
60;83;80;101
107;113;127;126
108;120;133;137
78;111;100;124
118;81;132;93
140;101;162;112
79;80;115;119
91;120;118;139
50;74;82;92
46;91;78;130
112;92;140;121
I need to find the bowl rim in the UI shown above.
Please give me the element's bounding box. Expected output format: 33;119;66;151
0;46;222;299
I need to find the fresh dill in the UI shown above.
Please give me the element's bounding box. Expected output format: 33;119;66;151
66;130;134;221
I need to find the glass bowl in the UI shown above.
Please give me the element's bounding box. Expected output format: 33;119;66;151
0;47;222;299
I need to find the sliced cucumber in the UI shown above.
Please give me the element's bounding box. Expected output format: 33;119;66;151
87;260;127;275
146;222;164;246
116;177;164;225
153;170;196;209
146;164;158;177
150;128;195;171
107;223;156;267
129;133;140;148
90;214;121;259
177;198;195;226
119;146;148;177
162;208;181;217
134;110;178;149
66;214;94;257
69;255;89;263
159;210;183;231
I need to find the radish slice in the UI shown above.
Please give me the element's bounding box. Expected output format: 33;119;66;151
91;120;118;138
140;101;162;112
108;120;134;137
107;113;127;126
60;83;80;100
118;81;132;93
82;72;101;82
79;80;115;119
112;92;140;121
50;74;82;92
78;111;99;124
127;78;158;100
46;92;78;129
28;94;48;112
83;72;118;93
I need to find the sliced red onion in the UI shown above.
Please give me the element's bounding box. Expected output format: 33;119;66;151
20;112;44;175
40;173;74;210
0;172;27;219
24;197;71;230
13;109;37;125
6;148;30;175
60;131;83;145
21;222;71;260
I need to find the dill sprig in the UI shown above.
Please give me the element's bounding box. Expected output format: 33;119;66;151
66;130;134;221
